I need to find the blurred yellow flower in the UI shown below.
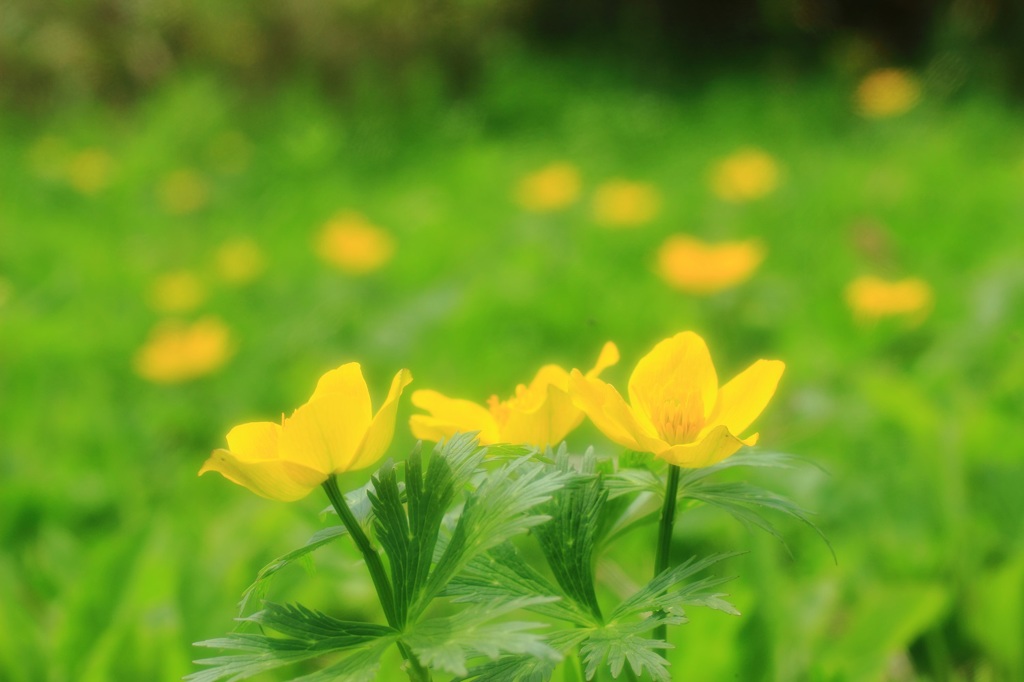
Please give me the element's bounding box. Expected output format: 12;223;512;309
515;162;581;212
710;148;780;202
410;342;619;448
316;213;395;274
134;317;233;384
855;68;921;118
657;235;764;294
67;148;113;195
200;363;413;501
148;271;206;313
592;180;660;227
845;275;933;322
215;237;265;285
158;169;209;215
570;331;784;468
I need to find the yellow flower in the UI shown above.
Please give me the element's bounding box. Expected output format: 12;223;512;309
515;162;581;212
200;364;412;501
710;148;780;202
845;275;932;322
133;317;233;384
855;68;921;118
592;180;660;227
656;235;764;294
410;343;620;448
157;168;209;215
569;332;784;468
148;271;206;313
316;212;395;274
215;237;265;285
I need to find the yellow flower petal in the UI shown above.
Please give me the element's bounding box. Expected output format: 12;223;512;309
628;332;718;426
653;425;755;468
224;421;282;462
410;389;501;444
278;363;375;474
199;448;325;502
586;341;620;378
310;362;373;414
351;369;413;470
705;359;785;438
501;382;580;447
569;370;649;451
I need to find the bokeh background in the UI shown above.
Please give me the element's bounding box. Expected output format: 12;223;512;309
2;1;1023;680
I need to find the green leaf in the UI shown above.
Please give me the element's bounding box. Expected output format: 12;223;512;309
289;639;393;682
445;544;595;626
187;648;326;682
457;654;558;682
238;526;348;614
419;454;571;613
612;552;742;622
533;449;607;622
189;603;397;682
579;625;673;682
368;436;488;625
683;481;835;561
247;602;396;647
403;599;560;677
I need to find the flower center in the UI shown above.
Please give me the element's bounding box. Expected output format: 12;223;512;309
651;389;706;445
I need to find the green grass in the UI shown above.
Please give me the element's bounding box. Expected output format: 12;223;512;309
2;52;1023;680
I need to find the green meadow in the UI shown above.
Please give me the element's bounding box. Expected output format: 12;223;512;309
2;53;1023;680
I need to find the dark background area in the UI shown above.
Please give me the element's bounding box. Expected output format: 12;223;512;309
2;0;1022;108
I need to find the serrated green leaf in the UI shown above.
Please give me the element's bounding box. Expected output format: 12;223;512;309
605;468;663;499
445;544;595;626
238;526;348;614
404;599;560;677
189;602;398;682
289;639;393;682
533;455;607;622
579;626;673;682
612;552;742;621
187;648;325;682
684;481;835;561
457;653;558;682
418;455;570;614
247;602;396;646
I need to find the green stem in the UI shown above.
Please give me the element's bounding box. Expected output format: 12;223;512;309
323;477;431;681
653;464;682;647
322;476;398;627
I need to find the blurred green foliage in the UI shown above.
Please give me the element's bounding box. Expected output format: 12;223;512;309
3;0;1024;107
1;48;1023;680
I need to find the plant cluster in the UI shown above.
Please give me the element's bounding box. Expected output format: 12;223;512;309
193;331;826;681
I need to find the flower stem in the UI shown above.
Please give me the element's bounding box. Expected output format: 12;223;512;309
322;476;398;627
653;463;682;647
322;477;431;681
